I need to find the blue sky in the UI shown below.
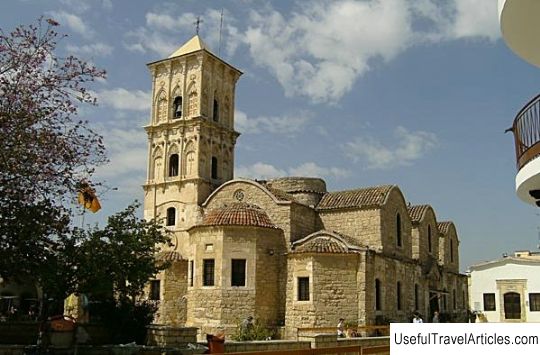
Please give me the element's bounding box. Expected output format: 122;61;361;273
3;0;540;272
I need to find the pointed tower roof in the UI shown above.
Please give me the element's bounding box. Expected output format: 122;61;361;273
168;35;213;58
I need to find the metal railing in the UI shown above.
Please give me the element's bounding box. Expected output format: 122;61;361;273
509;93;540;170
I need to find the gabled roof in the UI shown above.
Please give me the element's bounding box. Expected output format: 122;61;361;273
316;185;394;211
168;35;213;58
291;230;366;254
408;204;431;224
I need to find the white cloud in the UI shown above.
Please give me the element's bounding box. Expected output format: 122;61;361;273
243;0;413;103
450;0;500;41
242;0;499;103
66;42;113;57
93;118;147;202
235;110;311;135
236;162;349;180
59;0;112;13
343;126;438;169
288;162;350;179
236;162;286;180
48;11;94;39
126;9;241;58
94;88;151;111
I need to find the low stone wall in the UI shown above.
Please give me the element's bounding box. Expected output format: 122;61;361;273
299;333;389;349
146;325;198;347
224;339;311;352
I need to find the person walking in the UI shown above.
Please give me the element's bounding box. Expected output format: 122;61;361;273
337;318;345;337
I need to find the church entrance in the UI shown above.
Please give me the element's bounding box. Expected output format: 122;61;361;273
504;292;521;320
429;291;439;318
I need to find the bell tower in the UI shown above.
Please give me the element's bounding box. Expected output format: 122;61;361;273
143;35;242;234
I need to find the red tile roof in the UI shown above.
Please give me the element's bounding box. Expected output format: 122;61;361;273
437;221;453;234
202;203;278;229
408;204;431;223
291;230;365;254
316;185;394;210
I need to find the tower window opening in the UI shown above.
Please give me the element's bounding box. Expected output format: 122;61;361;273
211;157;218;179
173;96;182;118
166;207;176;226
169;154;179;177
213;98;219;122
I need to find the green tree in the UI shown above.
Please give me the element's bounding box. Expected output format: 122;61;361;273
76;202;171;300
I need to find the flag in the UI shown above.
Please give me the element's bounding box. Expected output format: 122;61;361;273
77;182;101;213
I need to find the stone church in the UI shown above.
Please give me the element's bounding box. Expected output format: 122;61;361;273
143;35;468;338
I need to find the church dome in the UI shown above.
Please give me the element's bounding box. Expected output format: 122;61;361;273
202;203;277;229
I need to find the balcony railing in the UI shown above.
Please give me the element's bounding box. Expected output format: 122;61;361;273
509;94;540;170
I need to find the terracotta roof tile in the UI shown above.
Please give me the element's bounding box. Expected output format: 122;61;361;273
293;236;349;254
291;230;365;254
316;185;394;210
437;221;453;234
408;204;430;223
202;203;278;229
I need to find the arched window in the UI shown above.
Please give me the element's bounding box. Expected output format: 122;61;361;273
450;239;454;263
166;207;176;226
211;156;218;179
396;213;402;247
213;98;219;122
428;225;432;253
397;281;402;310
375;279;382;311
169;154;179;177
173;96;182;118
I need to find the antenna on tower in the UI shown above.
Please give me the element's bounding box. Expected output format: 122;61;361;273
218;8;224;56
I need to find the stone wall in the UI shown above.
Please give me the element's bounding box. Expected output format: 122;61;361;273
379;188;412;259
319;209;382;249
156;261;188;325
411;208;439;263
285;253;361;334
186;225;286;336
146;325;198;347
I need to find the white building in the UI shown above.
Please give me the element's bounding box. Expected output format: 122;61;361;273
468;251;540;322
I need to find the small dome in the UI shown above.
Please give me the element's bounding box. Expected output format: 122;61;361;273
202;203;277;229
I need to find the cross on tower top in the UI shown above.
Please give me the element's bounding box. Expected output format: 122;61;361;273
194;16;203;35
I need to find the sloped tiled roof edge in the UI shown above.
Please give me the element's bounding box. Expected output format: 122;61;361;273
408;204;432;224
291;230;367;254
437;221;454;234
199;202;279;229
316;185;395;211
